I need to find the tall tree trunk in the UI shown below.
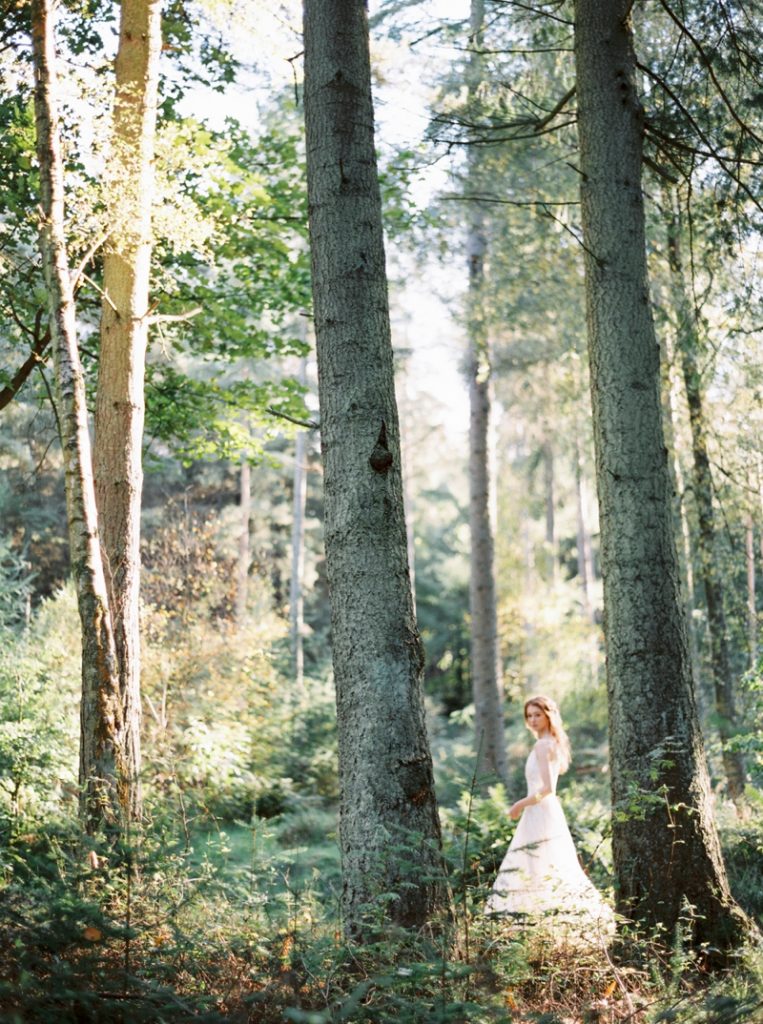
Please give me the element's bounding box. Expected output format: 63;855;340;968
236;457;251;624
543;439;557;583
303;0;442;938
746;511;756;669
573;0;749;950
465;0;508;786
289;357;308;694
32;0;127;830
660;312;703;707
93;0;162;823
574;441;593;621
665;193;746;807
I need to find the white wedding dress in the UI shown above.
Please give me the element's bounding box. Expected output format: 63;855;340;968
485;742;614;936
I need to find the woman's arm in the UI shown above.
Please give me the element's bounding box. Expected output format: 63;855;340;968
508;740;555;820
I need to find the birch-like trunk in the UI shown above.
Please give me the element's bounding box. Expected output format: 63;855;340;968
665;194;746;807
574;442;592;620
574;0;749;949
32;0;127;830
465;0;508;786
543;440;557;583
303;0;442;937
93;0;162;822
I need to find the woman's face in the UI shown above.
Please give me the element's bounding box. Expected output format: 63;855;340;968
525;703;550;736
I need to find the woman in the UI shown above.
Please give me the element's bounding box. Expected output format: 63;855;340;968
485;695;613;934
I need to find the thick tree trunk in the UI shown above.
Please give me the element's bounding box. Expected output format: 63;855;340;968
665;194;747;807
93;0;162;823
32;0;127;830
466;0;508;786
303;0;442;937
289;360;308;693
236;458;251;624
574;0;749;950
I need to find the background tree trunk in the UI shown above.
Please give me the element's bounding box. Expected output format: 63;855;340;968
32;0;126;831
665;193;746;807
289;356;309;694
746;511;756;669
93;0;162;823
574;0;749;950
303;0;443;938
466;0;508;787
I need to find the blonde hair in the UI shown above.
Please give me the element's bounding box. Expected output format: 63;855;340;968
524;694;571;773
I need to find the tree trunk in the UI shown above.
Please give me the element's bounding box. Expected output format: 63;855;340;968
746;512;756;669
303;0;442;938
665;193;746;807
32;0;127;830
93;0;162;823
236;457;251;624
465;0;508;787
542;440;557;583
659;306;703;708
289;357;308;693
574;441;592;620
573;0;749;951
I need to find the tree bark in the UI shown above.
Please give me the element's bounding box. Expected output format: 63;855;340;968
32;0;127;830
303;0;443;938
573;0;749;950
543;440;557;583
93;0;162;823
465;0;508;787
664;193;747;807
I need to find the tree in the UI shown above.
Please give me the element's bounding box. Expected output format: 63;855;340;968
573;0;749;950
93;0;162;824
464;0;508;787
302;0;443;937
664;189;747;809
31;0;127;830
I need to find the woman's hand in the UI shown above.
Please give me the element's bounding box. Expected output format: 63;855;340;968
509;800;524;821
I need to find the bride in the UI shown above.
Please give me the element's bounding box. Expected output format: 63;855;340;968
485;694;614;934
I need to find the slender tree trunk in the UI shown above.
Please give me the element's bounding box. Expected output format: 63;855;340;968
93;0;162;823
660;311;703;706
32;0;126;830
574;0;749;950
543;440;557;583
465;0;508;786
289;357;308;693
574;442;593;621
746;512;756;669
665;193;746;806
236;457;251;624
303;0;442;938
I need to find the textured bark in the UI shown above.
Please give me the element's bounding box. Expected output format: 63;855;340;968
303;0;443;937
665;195;746;807
32;0;127;830
574;0;749;950
465;0;508;787
93;0;162;822
289;361;308;692
236;458;251;624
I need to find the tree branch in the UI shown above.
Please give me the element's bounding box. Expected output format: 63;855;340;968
266;406;319;431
